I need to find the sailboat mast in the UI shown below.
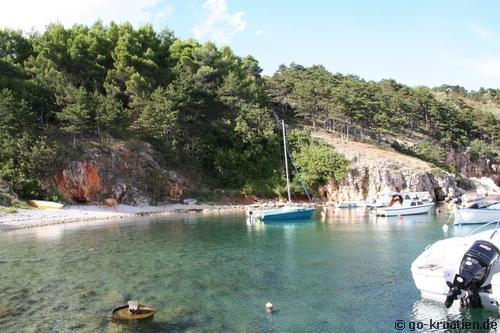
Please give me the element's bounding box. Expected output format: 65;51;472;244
282;120;292;204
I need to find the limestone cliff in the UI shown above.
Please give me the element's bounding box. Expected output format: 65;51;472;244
446;146;499;184
314;133;464;203
52;141;189;205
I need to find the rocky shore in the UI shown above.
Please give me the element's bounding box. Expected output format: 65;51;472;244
0;201;317;232
0;203;249;232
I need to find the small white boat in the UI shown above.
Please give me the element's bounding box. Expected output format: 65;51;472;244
454;202;500;225
458;193;486;208
376;193;434;216
411;222;500;311
368;191;433;209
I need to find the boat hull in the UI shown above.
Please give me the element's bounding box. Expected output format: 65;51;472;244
376;203;434;216
454;208;500;225
411;230;500;311
261;207;315;222
27;200;64;209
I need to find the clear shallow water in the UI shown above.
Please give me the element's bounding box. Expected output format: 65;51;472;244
0;207;498;332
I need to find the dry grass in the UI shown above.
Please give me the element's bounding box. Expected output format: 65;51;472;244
312;131;433;171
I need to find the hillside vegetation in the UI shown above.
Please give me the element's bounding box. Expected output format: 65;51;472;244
0;22;498;201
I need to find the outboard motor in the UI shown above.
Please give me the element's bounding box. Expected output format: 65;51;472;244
445;240;500;308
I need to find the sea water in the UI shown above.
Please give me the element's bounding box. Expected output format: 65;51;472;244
0;206;497;332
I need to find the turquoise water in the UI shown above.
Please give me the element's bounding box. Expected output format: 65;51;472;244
0;207;498;332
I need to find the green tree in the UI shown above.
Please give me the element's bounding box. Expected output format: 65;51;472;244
93;91;129;138
292;142;349;190
133;86;179;143
56;86;92;146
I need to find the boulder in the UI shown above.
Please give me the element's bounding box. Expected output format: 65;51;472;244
103;198;118;207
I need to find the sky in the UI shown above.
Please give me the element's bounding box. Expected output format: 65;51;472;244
1;0;499;90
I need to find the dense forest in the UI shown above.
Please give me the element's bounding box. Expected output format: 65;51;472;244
0;22;498;200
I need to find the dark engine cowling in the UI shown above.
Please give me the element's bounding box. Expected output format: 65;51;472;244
445;240;500;308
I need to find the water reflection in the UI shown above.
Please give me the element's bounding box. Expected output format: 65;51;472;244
0;207;478;332
374;214;432;224
411;298;498;333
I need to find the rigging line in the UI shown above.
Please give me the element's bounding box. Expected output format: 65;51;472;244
287;152;312;203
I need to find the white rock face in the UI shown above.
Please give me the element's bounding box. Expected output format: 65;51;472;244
320;161;462;203
313;133;464;203
467;177;500;195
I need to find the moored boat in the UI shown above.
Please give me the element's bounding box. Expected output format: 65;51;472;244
27;200;64;209
376;193;434;216
411;222;500;311
453;202;500;225
259;120;314;223
458;193;486;208
260;206;315;222
368;191;433;209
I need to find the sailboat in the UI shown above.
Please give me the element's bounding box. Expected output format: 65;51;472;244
259;120;315;223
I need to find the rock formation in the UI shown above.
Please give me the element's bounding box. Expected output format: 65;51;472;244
52;141;189;205
0;181;19;206
314;133;463;203
320;160;462;203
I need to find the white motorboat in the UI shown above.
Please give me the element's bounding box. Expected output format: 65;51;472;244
368;191;433;209
458;193;486;208
376;193;434;216
411;222;500;311
454;202;500;225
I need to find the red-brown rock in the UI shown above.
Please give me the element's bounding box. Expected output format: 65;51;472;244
54;161;101;202
51;142;189;204
104;198;118;207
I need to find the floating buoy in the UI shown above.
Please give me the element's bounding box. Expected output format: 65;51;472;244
265;302;273;313
112;301;155;321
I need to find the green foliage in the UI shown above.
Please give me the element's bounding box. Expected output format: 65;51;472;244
1;207;18;214
133;86;179;141
93;91;129;137
0;21;497;202
414;141;447;165
469;139;495;161
56;86;92;145
391;141;456;174
292;142;349;190
268;65;500;149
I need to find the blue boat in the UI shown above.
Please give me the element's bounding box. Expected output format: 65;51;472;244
259;120;315;223
260;206;315;222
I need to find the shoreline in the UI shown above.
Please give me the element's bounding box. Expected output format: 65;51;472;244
0;203;249;232
0;202;316;232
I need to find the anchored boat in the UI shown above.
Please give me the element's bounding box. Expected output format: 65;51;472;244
454;201;500;225
376;193;434;216
259;120;314;223
411;222;500;311
259;206;315;222
368;191;433;209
